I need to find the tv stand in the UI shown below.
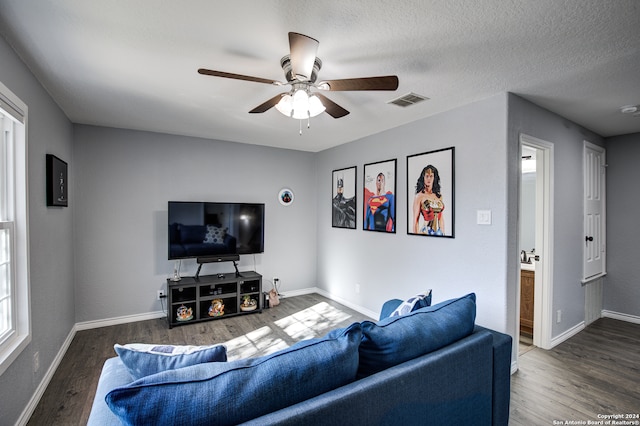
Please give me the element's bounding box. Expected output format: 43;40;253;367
166;271;262;328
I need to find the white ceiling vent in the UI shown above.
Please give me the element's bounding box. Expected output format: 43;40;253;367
388;92;429;108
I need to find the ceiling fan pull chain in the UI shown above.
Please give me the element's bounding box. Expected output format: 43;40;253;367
299;119;303;135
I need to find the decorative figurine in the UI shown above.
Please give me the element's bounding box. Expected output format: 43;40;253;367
176;305;193;322
240;295;257;311
208;299;225;317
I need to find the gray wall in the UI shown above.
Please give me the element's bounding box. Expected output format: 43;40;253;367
2;23;638;424
507;93;606;337
0;35;75;424
73;125;317;322
316;94;511;333
604;132;640;318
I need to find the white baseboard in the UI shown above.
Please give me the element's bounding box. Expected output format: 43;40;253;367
16;325;77;426
72;288;382;332
272;287;378;320
314;288;378;319
549;321;586;349
276;287;377;319
549;321;585;348
73;289;380;332
274;287;317;298
546;310;639;349
75;310;167;331
512;311;640;374
602;310;640;324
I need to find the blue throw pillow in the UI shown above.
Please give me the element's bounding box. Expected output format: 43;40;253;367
358;293;476;378
114;343;227;380
388;290;433;318
106;322;362;426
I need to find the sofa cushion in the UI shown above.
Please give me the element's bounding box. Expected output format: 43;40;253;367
387;290;432;318
114;343;227;380
106;322;362;426
358;293;476;378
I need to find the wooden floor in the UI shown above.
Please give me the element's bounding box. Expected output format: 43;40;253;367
27;296;640;425
510;318;640;425
27;294;373;425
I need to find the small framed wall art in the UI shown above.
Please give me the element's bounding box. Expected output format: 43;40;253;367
363;158;396;233
46;154;68;207
332;166;357;229
278;188;294;206
407;147;455;238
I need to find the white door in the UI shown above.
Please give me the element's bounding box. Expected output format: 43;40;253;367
583;142;606;281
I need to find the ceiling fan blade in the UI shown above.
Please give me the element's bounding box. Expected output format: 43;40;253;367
249;93;287;114
198;68;279;85
288;32;319;81
319;76;399;91
315;93;350;118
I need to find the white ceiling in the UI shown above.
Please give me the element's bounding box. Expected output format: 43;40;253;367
1;0;639;152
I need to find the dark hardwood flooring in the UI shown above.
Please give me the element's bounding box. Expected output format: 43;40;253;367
510;318;640;424
27;294;373;425
27;296;640;425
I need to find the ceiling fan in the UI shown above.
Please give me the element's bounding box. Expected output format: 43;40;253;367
198;32;399;121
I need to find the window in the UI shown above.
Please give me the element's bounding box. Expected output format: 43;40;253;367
0;81;30;377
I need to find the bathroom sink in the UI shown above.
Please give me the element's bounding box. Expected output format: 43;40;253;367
521;262;535;271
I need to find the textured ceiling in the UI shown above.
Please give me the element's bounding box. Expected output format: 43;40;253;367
1;0;639;152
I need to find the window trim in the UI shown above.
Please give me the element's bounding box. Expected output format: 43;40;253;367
0;80;30;377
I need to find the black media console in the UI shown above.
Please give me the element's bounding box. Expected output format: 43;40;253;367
166;271;262;329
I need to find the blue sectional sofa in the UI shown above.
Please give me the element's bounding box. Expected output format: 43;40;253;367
88;293;512;426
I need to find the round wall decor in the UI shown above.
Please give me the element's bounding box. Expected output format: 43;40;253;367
278;188;294;206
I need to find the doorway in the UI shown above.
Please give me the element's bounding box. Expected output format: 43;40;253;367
519;134;554;353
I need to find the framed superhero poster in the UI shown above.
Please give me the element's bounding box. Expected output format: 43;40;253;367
363;159;396;233
407;147;455;238
332;166;357;229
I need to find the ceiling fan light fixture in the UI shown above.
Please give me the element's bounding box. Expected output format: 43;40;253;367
276;89;325;119
308;94;326;117
275;94;293;116
291;89;310;119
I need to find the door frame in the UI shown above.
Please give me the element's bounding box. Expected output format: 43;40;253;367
582;140;607;283
519;134;554;350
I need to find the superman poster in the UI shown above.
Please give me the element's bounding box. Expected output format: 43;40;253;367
363;159;396;233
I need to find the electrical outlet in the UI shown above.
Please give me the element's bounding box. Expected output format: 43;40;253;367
355;283;361;294
33;351;39;373
556;309;562;323
157;290;166;300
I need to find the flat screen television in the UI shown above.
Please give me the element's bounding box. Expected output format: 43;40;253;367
168;201;265;260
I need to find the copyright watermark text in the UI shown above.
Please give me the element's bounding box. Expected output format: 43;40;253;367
553;413;640;425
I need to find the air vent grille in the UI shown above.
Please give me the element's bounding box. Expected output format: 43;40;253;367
388;92;429;108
